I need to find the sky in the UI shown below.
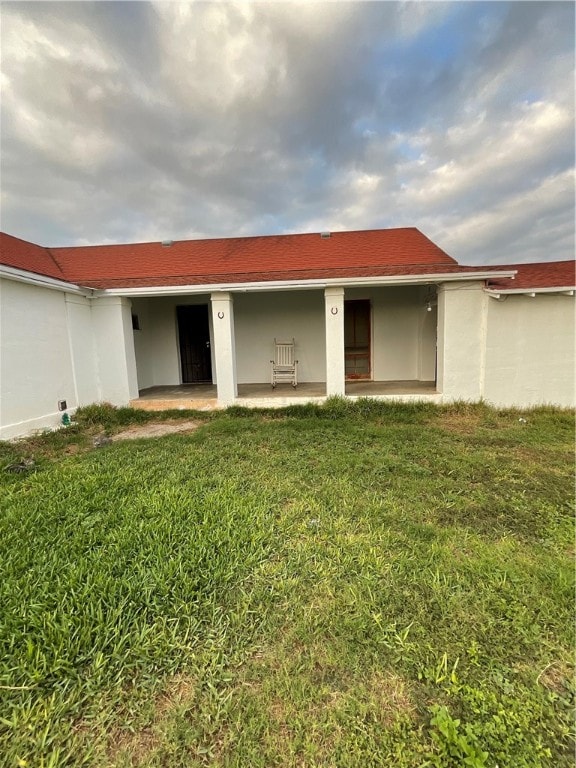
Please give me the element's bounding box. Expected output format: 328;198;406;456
0;1;574;265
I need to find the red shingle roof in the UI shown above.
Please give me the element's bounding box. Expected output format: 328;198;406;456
0;232;65;281
486;260;576;291
1;228;573;291
47;228;456;288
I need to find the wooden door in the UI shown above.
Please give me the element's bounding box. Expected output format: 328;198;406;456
345;300;371;379
177;305;212;383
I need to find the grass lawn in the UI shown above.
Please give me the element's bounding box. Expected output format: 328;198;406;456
0;400;573;767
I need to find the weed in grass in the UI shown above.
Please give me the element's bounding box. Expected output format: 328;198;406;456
425;704;489;767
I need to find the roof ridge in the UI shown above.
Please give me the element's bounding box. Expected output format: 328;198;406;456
48;226;423;251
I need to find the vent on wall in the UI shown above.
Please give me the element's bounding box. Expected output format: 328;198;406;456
320;232;331;239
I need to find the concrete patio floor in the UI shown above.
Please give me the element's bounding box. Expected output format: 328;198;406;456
131;381;439;411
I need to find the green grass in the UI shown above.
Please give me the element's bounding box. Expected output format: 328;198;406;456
0;401;573;767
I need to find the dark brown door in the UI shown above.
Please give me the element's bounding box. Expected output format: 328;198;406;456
177;305;212;383
345;300;371;379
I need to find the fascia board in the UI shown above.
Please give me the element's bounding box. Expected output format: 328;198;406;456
485;286;575;297
0;265;93;297
94;270;517;298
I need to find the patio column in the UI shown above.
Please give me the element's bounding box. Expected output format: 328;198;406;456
210;291;237;406
437;281;487;401
92;296;139;405
324;287;345;396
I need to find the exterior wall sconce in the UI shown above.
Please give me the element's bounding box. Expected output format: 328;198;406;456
424;287;437;312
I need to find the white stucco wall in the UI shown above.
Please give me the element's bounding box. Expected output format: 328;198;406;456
132;291;327;395
131;298;154;390
65;293;100;406
483;293;575;407
211;292;237;403
437;282;486;401
347;286;435;382
0;279;78;438
234;291;326;384
131;291;328;388
92;297;139;405
419;304;437;381
145;297;182;386
130;292;325;388
131;295;214;389
325;287;345;394
0;282;144;437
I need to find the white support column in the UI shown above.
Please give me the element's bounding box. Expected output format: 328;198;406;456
324;287;345;396
92;297;139;405
210;292;237;406
437;281;487;401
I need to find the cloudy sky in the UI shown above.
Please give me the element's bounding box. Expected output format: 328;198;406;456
1;1;574;264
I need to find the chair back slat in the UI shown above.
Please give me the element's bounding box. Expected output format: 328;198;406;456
271;338;297;387
276;342;294;366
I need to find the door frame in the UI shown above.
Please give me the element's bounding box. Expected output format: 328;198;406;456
344;298;372;381
176;304;213;384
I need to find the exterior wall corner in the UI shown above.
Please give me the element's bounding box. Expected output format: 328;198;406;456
324;287;345;396
210;292;238;405
437;281;487;402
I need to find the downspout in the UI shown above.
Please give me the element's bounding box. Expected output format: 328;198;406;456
478;288;489;400
64;294;80;413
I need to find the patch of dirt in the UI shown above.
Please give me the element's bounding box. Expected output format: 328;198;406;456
107;726;159;766
366;670;416;725
112;421;200;441
105;674;198;766
437;413;484;435
154;672;198;715
537;660;574;696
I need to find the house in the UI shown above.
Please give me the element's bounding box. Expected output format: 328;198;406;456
0;227;574;439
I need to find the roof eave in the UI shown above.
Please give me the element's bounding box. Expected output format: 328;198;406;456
91;270;517;297
485;286;575;298
0;264;93;296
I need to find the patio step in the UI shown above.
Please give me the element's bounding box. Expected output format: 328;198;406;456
130;398;220;412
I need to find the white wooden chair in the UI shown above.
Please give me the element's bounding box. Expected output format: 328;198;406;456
270;338;298;388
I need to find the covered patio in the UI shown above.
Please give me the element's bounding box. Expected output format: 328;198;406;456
130;379;440;411
128;281;441;409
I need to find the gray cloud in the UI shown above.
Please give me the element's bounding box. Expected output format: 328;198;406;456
0;1;573;263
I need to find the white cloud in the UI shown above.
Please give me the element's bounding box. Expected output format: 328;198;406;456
1;6;114;72
396;1;452;39
0;1;573;264
402;99;572;207
437;169;575;263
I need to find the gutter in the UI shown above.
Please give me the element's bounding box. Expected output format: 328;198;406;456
485;286;575;299
0;265;93;297
94;270;517;298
